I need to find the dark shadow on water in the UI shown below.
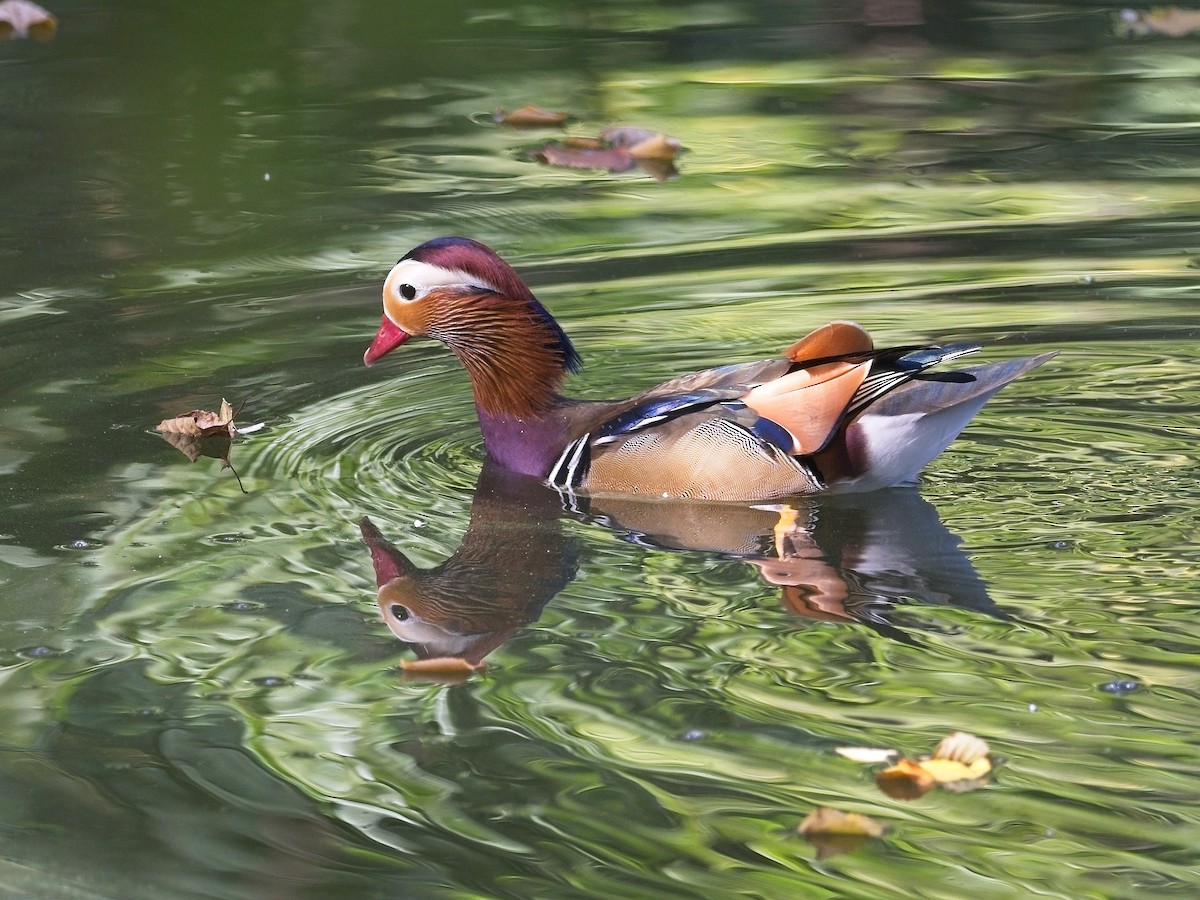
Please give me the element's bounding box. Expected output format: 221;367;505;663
361;461;1003;662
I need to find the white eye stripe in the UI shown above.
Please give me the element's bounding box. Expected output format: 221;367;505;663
386;259;499;302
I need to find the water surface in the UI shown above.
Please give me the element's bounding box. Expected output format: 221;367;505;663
2;2;1200;897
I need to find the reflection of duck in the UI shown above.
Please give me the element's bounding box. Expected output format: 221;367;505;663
581;490;1000;639
360;462;577;664
362;464;1002;662
364;237;1053;501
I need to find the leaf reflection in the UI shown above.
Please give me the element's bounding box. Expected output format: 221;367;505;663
362;462;1004;664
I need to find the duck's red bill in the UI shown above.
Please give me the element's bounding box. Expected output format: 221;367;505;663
364;316;410;366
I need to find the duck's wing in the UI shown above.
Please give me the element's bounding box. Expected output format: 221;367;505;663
549;321;1049;502
819;351;1058;492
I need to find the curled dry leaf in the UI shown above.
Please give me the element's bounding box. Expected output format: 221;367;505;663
493;105;571;128
876;758;937;800
933;731;989;765
835;746;899;765
0;0;55;40
798;807;887;859
154;398;251;491
156;399;236;439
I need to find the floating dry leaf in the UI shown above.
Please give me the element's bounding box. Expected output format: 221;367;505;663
932;731;990;765
156;399;236;439
873;731;994;798
528;125;683;181
629;133;683;161
0;0;55;40
916;756;992;791
835;746;899;765
798;807;887;858
798;807;887;837
876;758;937;800
1116;7;1200;37
916;730;993;791
530;144;638;173
493;104;571;128
600;126;659;149
154;398;250;491
562;135;605;150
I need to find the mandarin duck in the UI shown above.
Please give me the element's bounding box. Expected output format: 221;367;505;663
364;237;1054;502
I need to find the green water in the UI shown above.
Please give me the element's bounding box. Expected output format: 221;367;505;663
3;2;1200;897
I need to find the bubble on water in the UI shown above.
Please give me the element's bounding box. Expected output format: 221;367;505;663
58;538;102;551
20;645;62;659
1099;679;1141;695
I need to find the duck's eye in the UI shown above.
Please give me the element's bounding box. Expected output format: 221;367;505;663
399;283;417;301
389;603;411;622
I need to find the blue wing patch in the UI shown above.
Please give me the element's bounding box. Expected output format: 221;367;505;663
594;390;726;443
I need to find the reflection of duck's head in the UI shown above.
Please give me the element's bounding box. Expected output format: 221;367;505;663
374;576;519;664
360;462;578;664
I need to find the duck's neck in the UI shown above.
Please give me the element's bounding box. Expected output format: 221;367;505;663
431;292;575;476
476;407;572;477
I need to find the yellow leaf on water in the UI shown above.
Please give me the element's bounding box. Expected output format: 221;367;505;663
798;806;887;837
798;807;886;858
917;756;992;785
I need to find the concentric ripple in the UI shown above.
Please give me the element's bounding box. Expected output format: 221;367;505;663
243;370;485;520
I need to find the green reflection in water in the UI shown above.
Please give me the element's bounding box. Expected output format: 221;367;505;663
3;1;1200;897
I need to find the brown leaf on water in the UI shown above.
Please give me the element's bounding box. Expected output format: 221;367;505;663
562;136;605;150
493;105;571;128
601;126;683;159
529;126;683;181
154;398;249;491
798;807;887;858
530;144;637;173
156;398;236;439
0;0;56;40
876;758;937;800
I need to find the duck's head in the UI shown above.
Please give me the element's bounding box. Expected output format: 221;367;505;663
363;236;579;366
